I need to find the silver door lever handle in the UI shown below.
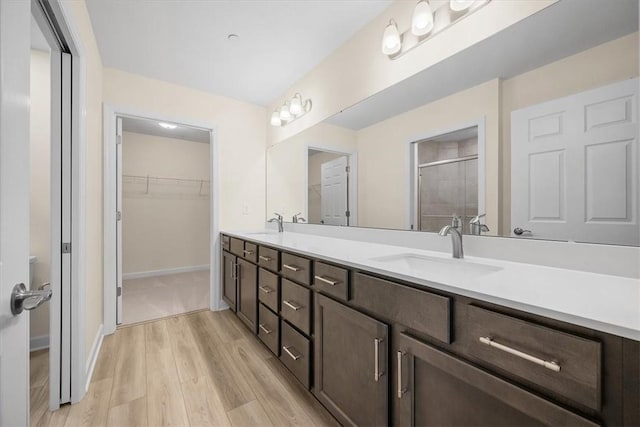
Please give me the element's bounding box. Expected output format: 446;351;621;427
10;282;52;315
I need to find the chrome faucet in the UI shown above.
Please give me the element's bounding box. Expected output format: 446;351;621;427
268;212;284;232
292;212;306;223
470;214;490;236
439;215;464;259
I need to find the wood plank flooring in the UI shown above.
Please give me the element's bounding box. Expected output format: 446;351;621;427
30;309;338;427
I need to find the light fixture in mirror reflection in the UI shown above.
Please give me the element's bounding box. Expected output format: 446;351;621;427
267;0;639;246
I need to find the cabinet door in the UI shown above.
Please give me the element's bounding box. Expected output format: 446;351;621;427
393;330;599;427
237;258;258;333
314;294;388;426
222;251;237;312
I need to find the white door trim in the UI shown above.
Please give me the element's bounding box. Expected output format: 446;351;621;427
406;117;486;230
102;104;221;335
305;145;358;226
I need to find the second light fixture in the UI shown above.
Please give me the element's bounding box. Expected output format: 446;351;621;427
271;93;312;127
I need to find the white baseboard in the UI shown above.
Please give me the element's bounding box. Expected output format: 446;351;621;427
30;335;50;352
123;264;209;280
85;324;104;392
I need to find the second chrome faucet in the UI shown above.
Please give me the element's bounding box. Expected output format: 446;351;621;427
268;212;284;232
439;215;463;258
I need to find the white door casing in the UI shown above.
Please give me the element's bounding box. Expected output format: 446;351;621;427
116;117;123;324
511;78;638;245
0;0;31;425
321;156;349;226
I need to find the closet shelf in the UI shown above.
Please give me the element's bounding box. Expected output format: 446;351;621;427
123;174;210;197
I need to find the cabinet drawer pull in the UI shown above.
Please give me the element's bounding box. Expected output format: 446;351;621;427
374;338;384;381
283;300;302;311
259;324;272;334
283;264;301;272
479;336;561;372
397;351;407;398
259;255;272;261
283;345;301;360
259;286;273;294
314;275;338;286
243;250;255;255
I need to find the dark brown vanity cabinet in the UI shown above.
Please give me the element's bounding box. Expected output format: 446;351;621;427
237;258;258;333
222;250;237;312
314;294;389;426
392;330;598;427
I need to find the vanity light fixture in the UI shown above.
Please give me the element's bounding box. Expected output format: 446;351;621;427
382;0;490;60
158;122;177;129
270;93;312;127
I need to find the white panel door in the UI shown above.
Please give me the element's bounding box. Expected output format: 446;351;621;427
511;78;638;245
0;0;31;425
321;156;349;226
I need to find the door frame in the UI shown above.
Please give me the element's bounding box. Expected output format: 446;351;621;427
305;145;358;226
102;104;221;335
407;117;486;231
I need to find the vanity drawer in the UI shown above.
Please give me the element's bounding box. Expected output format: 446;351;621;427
230;237;245;257
281;278;311;335
242;242;258;263
352;273;451;344
280;252;311;286
221;235;230;251
258;246;279;272
466;305;602;411
313;261;349;301
258;303;279;356
280;320;311;389
258;268;279;312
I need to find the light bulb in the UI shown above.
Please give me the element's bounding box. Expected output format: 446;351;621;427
450;0;474;12
279;104;292;121
412;1;434;36
158;122;177;129
290;94;303;116
381;20;401;56
270;111;281;126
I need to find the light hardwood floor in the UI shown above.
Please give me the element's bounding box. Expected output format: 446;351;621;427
30;309;338;427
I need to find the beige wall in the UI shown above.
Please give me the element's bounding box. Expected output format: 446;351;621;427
103;68;267;233
357;79;500;231
267;122;356;220
62;0;104;364
268;0;556;145
501;32;639;233
122;132;210;274
29;49;51;341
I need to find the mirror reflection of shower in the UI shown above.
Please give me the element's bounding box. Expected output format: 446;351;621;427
417;126;478;235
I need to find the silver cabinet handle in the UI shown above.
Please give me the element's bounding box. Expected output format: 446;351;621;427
243;249;255;255
259;324;272;334
10;283;53;315
283;345;301;360
259;255;272;262
282;264;300;272
479;337;561;372
283;300;302;311
314;275;338;286
374;338;384;381
230;260;236;279
259;286;273;294
397;351;407;398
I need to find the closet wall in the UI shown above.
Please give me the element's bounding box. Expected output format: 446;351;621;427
122;131;210;276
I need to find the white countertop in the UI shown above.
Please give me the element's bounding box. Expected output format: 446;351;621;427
225;230;640;341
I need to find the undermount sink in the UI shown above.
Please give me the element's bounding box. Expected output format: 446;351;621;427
243;231;280;237
369;253;502;277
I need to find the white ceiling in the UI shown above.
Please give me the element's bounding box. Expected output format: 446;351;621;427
86;0;392;106
122;116;211;144
327;0;639;130
31;15;51;51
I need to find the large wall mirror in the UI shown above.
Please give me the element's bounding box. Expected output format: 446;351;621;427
267;0;639;246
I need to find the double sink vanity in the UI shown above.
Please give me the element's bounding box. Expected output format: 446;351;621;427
220;230;639;426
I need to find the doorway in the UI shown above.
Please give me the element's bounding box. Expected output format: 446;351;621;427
117;116;211;325
306;147;358;226
103;107;220;334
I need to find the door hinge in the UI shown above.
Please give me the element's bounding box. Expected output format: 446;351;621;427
117;287;122;297
116;211;122;221
345;210;351;218
61;242;71;253
345;165;350;173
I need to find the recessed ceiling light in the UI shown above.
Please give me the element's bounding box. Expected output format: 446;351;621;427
158;122;177;129
227;34;239;40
